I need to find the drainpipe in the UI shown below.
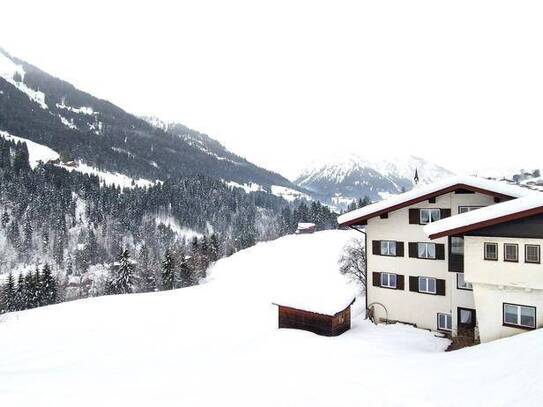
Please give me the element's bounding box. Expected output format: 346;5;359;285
349;225;368;319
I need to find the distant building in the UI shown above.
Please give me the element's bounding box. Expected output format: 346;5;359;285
296;222;316;234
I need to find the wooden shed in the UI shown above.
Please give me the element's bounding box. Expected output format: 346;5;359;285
275;299;355;337
296;222;316;234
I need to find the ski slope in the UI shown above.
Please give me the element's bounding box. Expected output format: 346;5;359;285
0;230;542;406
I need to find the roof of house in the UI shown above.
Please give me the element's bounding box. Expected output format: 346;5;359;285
337;176;533;227
424;193;543;239
297;222;316;229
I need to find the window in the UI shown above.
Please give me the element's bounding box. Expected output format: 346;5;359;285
503;303;536;329
418;243;436;259
458;308;474;327
457;273;472;290
458;206;483;214
504;243;519;262
525;245;541;264
380;272;397;288
380;241;397;256
418;277;437;294
484;242;498;260
420;208;441;225
450;237;464;255
437;313;452;331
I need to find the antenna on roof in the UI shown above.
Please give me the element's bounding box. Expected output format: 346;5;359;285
414;168;419;185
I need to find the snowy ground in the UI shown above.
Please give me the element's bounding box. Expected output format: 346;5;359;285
1;230;542;406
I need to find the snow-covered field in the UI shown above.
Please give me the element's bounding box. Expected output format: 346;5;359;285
0;230;542;406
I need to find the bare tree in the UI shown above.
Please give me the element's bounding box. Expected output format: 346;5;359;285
338;237;366;289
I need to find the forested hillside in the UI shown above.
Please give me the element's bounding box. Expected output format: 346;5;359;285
0;137;337;311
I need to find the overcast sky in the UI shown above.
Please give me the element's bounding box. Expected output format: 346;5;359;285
1;1;542;179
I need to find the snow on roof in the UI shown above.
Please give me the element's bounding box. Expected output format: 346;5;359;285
297;222;316;229
424;193;543;238
337;175;533;226
210;230;358;316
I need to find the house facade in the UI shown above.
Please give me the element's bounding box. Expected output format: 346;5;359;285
338;176;534;342
425;194;543;342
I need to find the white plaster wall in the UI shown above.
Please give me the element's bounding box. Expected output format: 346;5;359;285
464;236;543;342
367;192;495;334
471;284;543;342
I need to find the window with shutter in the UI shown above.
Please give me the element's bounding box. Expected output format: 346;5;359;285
409;209;420;224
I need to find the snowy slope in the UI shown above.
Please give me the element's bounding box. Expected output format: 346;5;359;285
0;130;59;168
294;152;454;208
1;230;542;406
57;161;157;189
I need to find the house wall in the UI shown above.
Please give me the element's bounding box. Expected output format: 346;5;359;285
367;191;496;335
464;236;543;342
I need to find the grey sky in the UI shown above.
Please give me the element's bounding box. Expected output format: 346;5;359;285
1;0;542;179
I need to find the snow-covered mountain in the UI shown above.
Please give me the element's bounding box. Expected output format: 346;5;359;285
0;47;304;194
294;153;454;208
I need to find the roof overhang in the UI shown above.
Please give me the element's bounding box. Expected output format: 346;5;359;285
338;183;515;227
427;204;543;239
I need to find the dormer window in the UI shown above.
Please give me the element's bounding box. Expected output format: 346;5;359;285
420;208;441;225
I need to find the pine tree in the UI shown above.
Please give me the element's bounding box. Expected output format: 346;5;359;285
41;263;57;306
2;273;15;313
161;249;175;290
1;211;9;228
111;249;135;294
23;271;34;309
32;265;42;307
14;273;25;311
179;255;196;287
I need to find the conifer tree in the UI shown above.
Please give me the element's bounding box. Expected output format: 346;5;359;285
15;273;25;311
2;273;15;313
161;249;175;290
41;263;57;306
111;249;135;294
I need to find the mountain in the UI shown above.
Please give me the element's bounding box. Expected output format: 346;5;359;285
294;153;454;208
0;47;303;194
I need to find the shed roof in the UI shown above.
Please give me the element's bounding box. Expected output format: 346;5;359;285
424;193;543;239
337;176;533;227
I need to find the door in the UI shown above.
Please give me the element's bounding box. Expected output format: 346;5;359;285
457;307;476;338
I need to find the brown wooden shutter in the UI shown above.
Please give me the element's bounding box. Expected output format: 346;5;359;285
409;276;419;292
436;279;446;296
372;272;381;287
436;244;445;260
409;209;420;224
396;274;405;290
440;209;451;219
408;242;418;258
396;241;404;257
372;240;381;255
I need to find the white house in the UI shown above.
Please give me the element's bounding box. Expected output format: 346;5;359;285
337;176;536;343
424;193;543;342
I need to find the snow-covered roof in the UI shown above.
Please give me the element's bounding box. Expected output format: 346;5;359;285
297;222;316;229
209;229;358;316
424;193;543;239
337;176;533;226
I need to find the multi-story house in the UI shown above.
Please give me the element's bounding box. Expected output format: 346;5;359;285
424;193;543;342
337;176;533;342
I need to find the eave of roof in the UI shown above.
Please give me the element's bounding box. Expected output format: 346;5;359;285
337;176;531;227
424;194;543;239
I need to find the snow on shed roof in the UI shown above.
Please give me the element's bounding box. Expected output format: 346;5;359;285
337;176;533;227
297;222;316;229
424;192;543;239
